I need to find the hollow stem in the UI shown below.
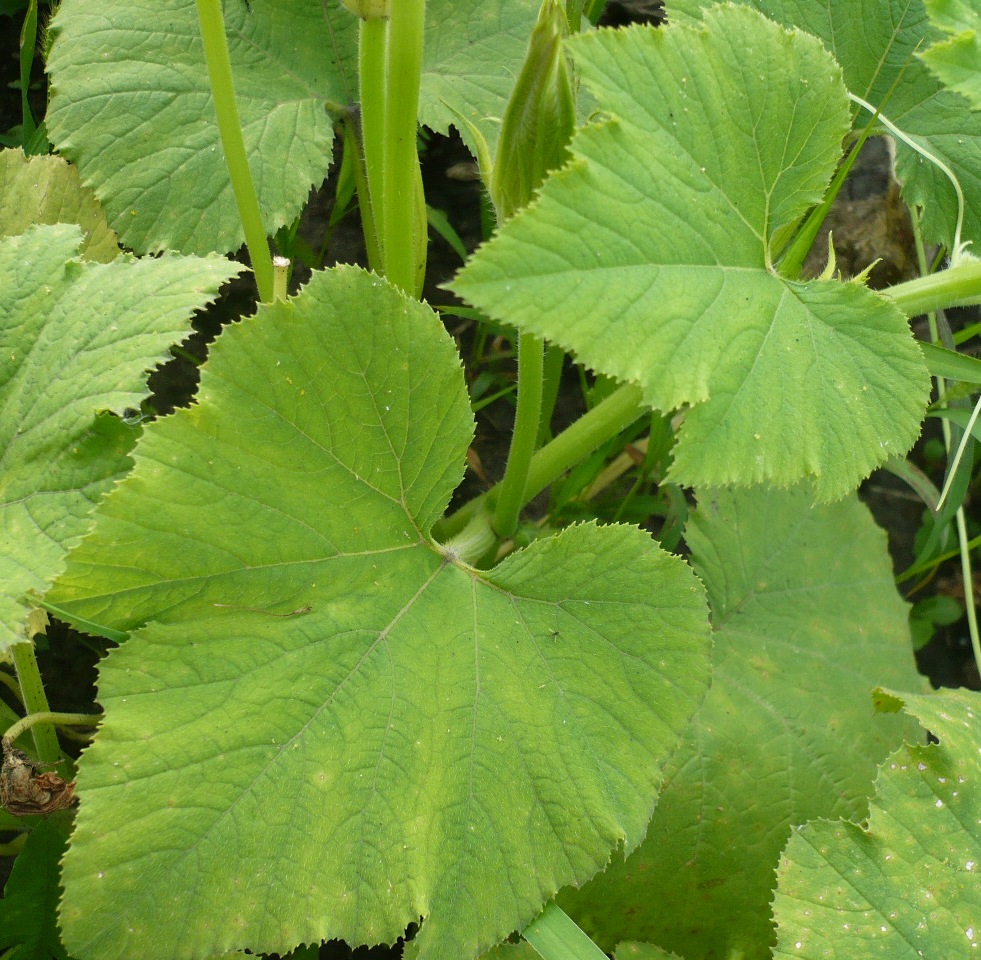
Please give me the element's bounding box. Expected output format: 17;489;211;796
887;261;981;318
439;509;497;566
9;643;59;763
538;344;565;444
523;383;646;503
358;15;388;255
380;0;427;294
437;383;647;540
494;332;545;537
4;711;101;747
272;255;290;301
195;0;274;302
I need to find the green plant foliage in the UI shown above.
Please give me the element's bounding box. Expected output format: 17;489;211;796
773;687;981;958
668;0;981;251
49;267;712;960
475;943;541;960
453;7;931;499
615;944;683;960
0;149;118;261
0;224;240;650
0;822;70;960
44;0;540;257
920;0;981;110
558;485;925;959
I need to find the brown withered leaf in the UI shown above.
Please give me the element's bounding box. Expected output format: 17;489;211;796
0;737;77;817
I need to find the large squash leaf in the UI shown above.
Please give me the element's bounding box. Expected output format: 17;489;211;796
453;7;930;498
46;0;539;256
50;267;712;960
559;485;925;960
773;687;981;959
0;224;240;650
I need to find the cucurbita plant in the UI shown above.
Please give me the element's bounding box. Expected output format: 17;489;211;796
1;1;980;959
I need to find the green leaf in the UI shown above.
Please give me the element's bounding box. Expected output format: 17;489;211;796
46;0;344;257
419;0;541;160
0;822;71;960
50;266;712;960
45;0;540;256
669;0;981;250
475;943;541;960
453;8;930;499
920;0;981;111
559;485;925;960
0;149;119;262
0;224;240;651
921;340;981;384
615;945;682;960
773;687;981;959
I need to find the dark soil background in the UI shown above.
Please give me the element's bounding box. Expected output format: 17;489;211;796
1;0;979;950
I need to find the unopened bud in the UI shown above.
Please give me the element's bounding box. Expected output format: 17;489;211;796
491;0;576;221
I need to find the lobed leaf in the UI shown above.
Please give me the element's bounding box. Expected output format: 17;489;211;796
51;266;712;960
0;224;240;650
453;7;930;498
559;485;925;959
773;687;981;958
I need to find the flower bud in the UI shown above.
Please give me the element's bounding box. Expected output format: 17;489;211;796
491;0;576;221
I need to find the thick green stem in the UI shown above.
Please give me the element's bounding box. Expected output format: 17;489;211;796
381;0;427;294
358;15;388;259
886;260;981;317
9;643;59;764
437;383;647;541
538;344;565;444
439;509;497;565
494;333;545;537
272;256;290;301
524;383;646;503
522;903;608;960
343;113;383;272
196;0;274;302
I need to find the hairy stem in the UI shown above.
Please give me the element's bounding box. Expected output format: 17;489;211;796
4;710;101;748
9;643;59;763
494;333;545;537
380;0;427;294
195;0;274;302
